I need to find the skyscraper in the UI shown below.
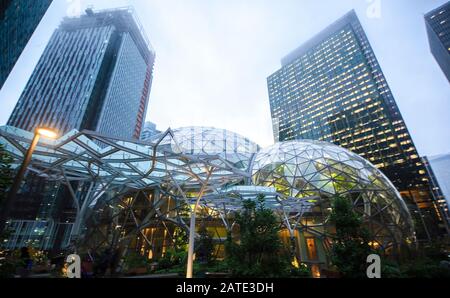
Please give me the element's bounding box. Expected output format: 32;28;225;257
267;10;448;240
424;154;450;223
7;7;155;140
3;7;155;250
140;121;161;141
0;0;52;89
425;1;450;83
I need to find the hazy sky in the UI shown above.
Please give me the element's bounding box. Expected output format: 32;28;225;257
0;0;449;156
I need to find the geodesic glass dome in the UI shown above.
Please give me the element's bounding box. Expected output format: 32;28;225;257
169;126;260;170
251;140;415;251
0;125;416;256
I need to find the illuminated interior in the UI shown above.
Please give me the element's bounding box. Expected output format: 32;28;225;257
0;125;415;274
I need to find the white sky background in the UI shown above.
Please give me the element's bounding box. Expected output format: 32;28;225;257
0;0;449;156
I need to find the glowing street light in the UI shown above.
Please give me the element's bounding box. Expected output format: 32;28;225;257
36;127;58;139
0;127;58;232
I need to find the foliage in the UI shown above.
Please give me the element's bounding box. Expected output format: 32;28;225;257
196;224;214;265
224;195;294;278
393;240;450;278
153;225;216;275
329;196;374;278
376;238;450;278
154;227;189;272
202;260;230;273
379;258;404;278
290;263;312;277
420;239;450;262
172;227;188;252
29;249;49;266
0;250;23;278
123;251;151;272
156;248;187;271
400;257;450;278
0;144;14;242
360;241;450;278
0;143;14;206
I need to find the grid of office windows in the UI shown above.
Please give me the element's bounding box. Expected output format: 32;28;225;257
7;8;155;140
267;10;448;240
4;8;155;250
425;154;450;224
8;25;116;133
0;0;52;89
96;33;149;138
425;1;450;82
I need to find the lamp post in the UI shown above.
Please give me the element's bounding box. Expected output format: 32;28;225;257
186;167;213;278
0;127;57;233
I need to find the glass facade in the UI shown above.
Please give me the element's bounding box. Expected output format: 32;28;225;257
7;7;155;140
0;125;416;269
424;154;450;224
425;1;450;83
0;0;52;89
252;140;415;252
96;33;150;138
140;121;161;141
267;10;448;240
4;8;155;250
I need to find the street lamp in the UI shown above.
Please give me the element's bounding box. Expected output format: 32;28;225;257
36;127;58;139
0;127;58;233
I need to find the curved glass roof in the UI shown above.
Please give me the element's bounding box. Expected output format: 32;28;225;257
0;125;258;188
0;126;415;250
168;126;259;170
252;139;415;247
252;140;401;197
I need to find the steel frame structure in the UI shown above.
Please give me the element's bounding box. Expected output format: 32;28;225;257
0;125;415;265
0;127;305;243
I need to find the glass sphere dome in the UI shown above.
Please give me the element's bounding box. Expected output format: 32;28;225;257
251;140;415;251
170;126;260;170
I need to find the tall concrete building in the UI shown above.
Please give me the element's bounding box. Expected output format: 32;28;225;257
267;10;448;240
0;0;52;89
3;7;155;250
425;1;450;83
8;7;155;139
140;121;161;141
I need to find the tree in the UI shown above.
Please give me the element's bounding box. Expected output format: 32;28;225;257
0;144;14;239
196;224;214;265
329;196;374;278
225;195;291;277
0;143;13;208
155;227;188;272
0;144;15;277
172;226;188;252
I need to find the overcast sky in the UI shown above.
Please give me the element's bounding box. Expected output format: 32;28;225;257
0;0;449;156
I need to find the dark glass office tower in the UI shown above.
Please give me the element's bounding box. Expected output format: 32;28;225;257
7;7;155;140
3;7;155;251
267;10;448;240
0;0;52;89
425;1;450;83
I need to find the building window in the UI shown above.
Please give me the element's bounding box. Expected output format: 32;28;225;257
306;238;318;260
